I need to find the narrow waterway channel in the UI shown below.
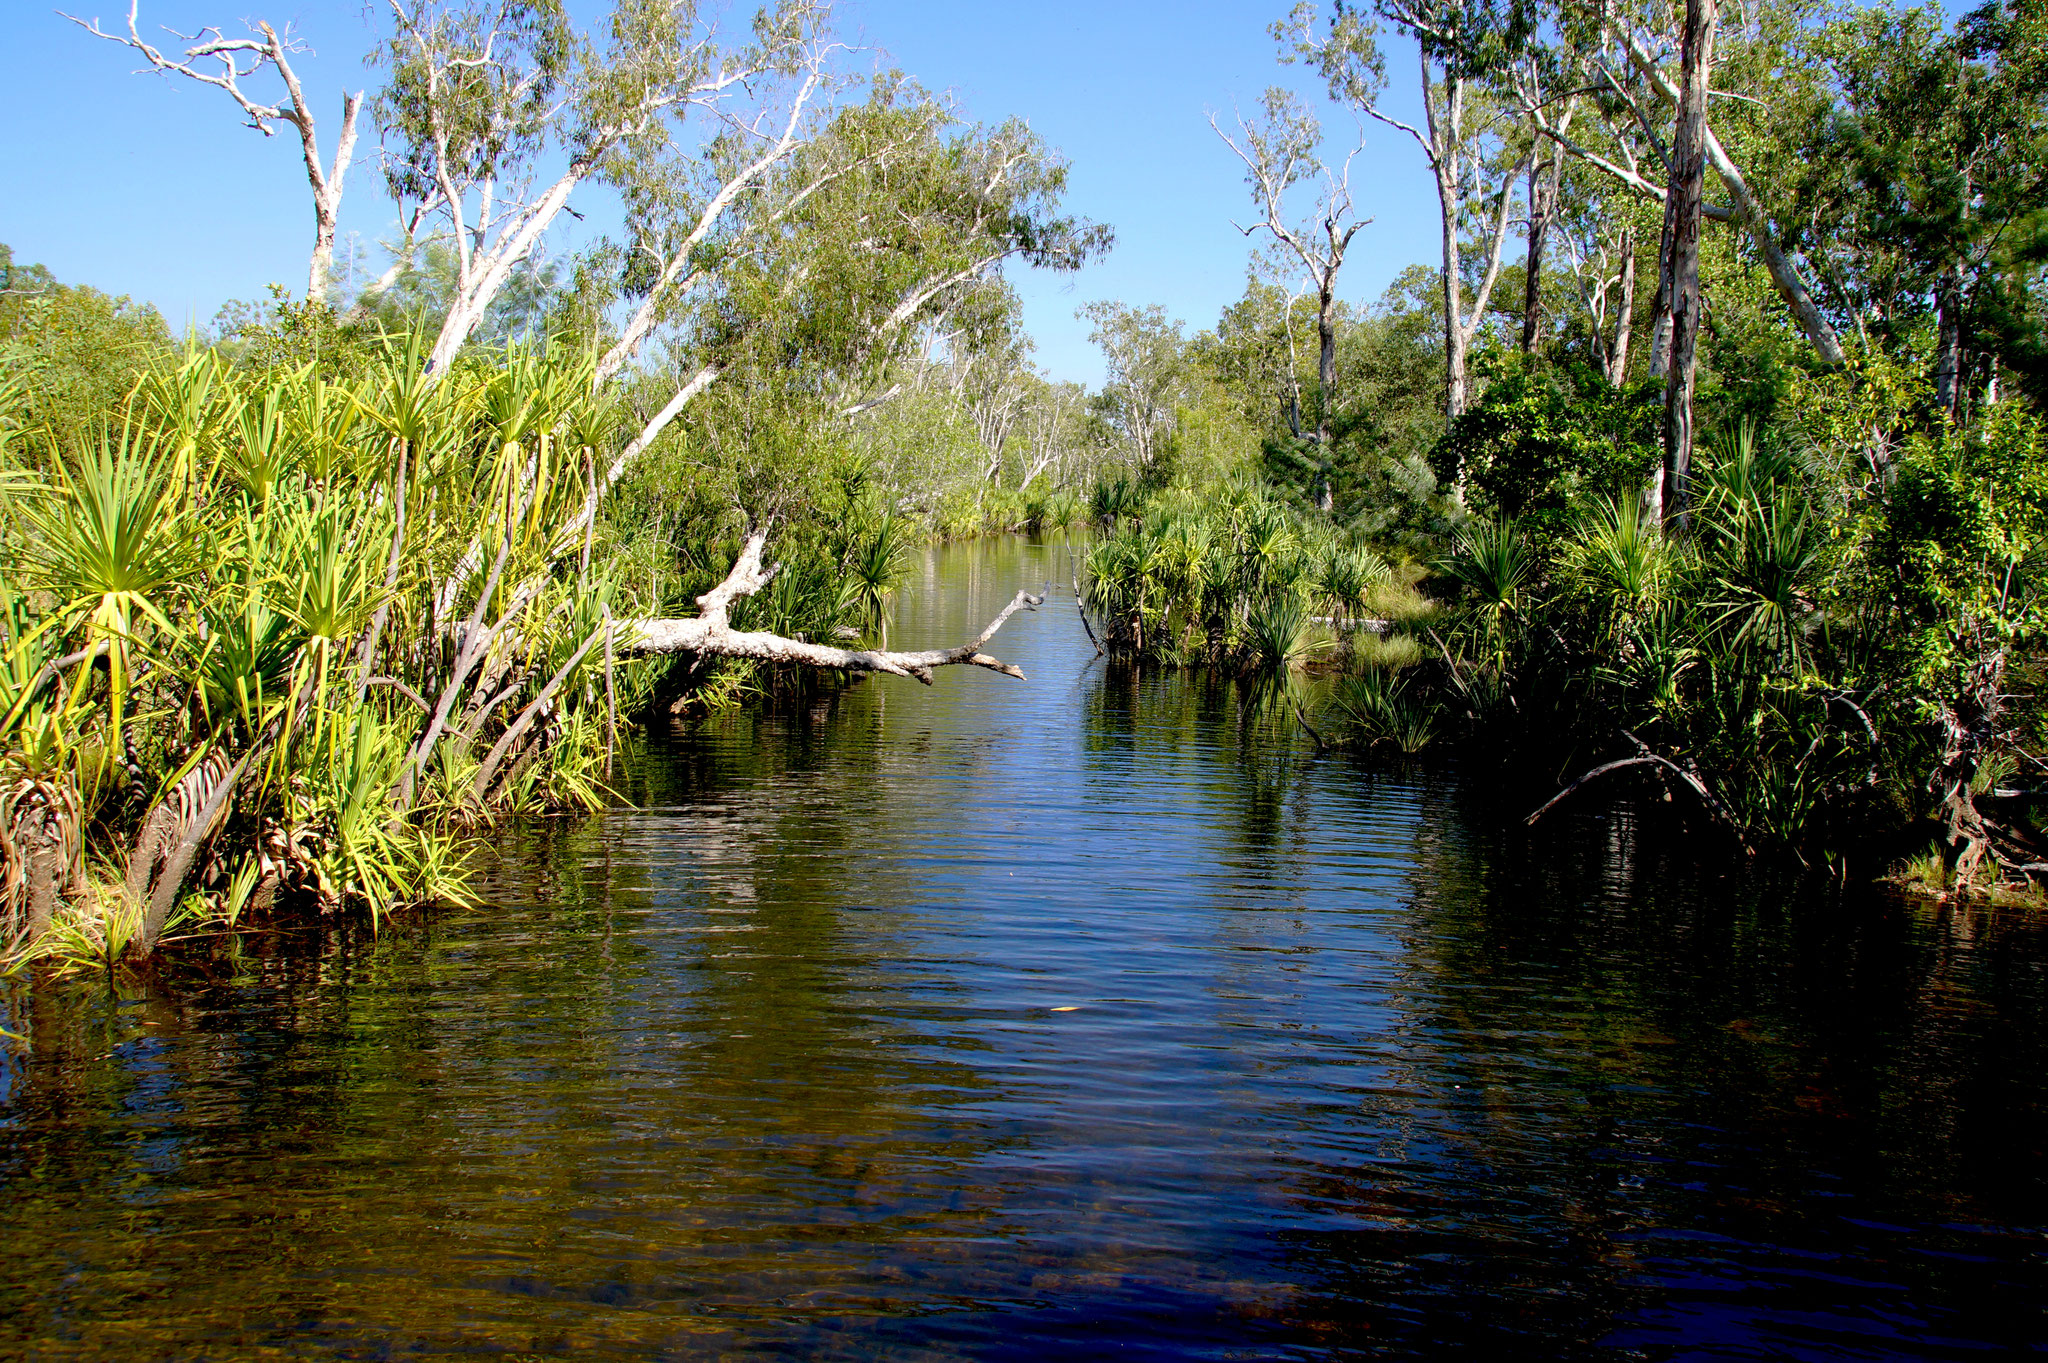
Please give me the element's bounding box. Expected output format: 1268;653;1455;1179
2;535;2044;1360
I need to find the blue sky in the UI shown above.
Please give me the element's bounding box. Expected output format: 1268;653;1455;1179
0;1;1446;385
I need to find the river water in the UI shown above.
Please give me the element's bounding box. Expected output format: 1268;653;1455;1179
1;535;2045;1360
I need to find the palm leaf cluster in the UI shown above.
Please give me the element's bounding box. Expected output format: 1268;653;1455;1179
1427;413;2048;858
1081;480;1392;669
0;336;675;961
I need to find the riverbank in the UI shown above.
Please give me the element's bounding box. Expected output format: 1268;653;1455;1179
2;534;2044;1360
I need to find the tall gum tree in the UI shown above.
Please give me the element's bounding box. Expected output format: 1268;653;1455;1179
499;92;1109;614
1661;0;1716;530
1212;85;1372;509
1276;0;1530;422
1080;302;1190;477
1501;0;1845;370
371;0;831;377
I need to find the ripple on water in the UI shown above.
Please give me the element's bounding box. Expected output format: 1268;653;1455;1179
0;536;2044;1360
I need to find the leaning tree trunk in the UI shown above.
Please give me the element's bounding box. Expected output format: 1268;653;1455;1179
1661;0;1716;535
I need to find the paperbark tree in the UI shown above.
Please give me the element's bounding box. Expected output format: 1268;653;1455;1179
1520;88;1575;352
1510;10;1845;369
462;94;1107;630
1081;302;1189;475
599;97;1109;503
1660;0;1716;533
1558;203;1641;384
1212;86;1372;508
66;2;362;304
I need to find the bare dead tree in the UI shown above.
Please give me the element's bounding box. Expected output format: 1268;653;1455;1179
66;2;362;304
1279;3;1529;421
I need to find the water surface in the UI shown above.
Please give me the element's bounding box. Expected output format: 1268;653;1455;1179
2;535;2045;1360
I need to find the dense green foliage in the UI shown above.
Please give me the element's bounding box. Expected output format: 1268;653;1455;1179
10;0;2048;976
1066;0;2048;893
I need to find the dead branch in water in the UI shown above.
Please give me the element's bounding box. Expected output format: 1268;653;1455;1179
1526;730;1755;856
623;530;1042;684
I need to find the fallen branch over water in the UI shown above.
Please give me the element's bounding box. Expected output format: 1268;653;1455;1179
623;530;1042;684
1526;730;1755;857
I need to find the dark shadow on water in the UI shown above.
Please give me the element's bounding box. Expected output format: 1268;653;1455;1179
0;536;2042;1360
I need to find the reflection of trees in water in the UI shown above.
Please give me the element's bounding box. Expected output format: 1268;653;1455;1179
1080;659;1317;866
3;534;2044;1356
1263;786;2048;1353
0;695;1028;1353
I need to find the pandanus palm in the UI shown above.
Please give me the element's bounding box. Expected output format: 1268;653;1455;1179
849;513;910;645
1704;488;1824;672
14;426;195;765
0;584;85;945
1566;493;1673;642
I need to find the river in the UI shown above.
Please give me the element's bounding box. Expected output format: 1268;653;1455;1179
1;535;2044;1360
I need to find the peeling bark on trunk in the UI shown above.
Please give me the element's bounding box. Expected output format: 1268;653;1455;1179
1315;281;1338;512
2;780;82;946
1612;27;1844;367
1661;0;1716;535
1521;141;1565;354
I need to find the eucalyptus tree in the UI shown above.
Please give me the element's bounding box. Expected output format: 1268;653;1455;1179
1081;302;1191;477
1549;169;1652;384
643;89;1109;450
420;63;1106;614
937;287;1037;485
371;0;833;376
66;2;363;304
1499;0;1845;371
1783;0;2048;418
1212;85;1372;506
1275;0;1530;419
1515;69;1574;353
1199;275;1319;438
1658;0;1716;529
1012;375;1093;488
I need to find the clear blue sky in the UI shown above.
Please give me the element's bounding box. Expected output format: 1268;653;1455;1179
0;1;1445;385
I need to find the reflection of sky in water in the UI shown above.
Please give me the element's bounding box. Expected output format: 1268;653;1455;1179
0;534;2044;1359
